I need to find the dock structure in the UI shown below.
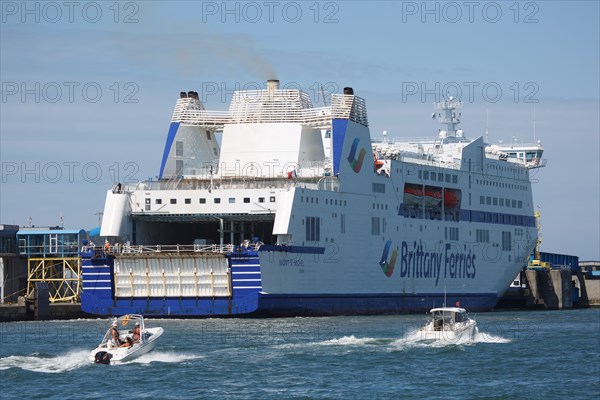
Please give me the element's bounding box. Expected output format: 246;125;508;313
498;251;593;310
0;224;26;304
579;261;600;306
17;228;86;303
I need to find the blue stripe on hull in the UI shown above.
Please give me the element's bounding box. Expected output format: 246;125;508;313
81;294;260;316
80;252;498;317
254;293;499;316
81;291;497;317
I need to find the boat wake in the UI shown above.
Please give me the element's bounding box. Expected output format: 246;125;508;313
301;328;512;352
120;351;203;365
318;335;387;346
391;327;512;349
0;349;203;372
0;350;90;373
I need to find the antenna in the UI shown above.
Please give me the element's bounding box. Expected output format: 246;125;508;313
444;285;447;308
320;85;327;107
485;108;489;143
533;103;536;142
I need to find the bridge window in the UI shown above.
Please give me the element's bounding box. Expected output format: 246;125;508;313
244;198;250;203
170;199;177;204
214;198;221;204
199;198;206;204
185;198;191;204
155;199;162;205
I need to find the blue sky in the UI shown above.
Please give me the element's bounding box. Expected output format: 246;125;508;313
1;1;598;259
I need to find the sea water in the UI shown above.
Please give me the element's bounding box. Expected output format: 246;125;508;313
1;309;598;399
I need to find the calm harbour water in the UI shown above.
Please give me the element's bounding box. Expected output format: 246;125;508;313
1;309;598;399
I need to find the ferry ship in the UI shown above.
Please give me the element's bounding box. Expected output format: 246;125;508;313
81;80;545;316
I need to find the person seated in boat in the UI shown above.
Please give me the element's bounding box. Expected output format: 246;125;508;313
109;322;122;348
132;323;141;343
109;322;131;348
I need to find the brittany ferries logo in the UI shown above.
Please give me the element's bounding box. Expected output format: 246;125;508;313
347;138;366;173
379;241;398;277
378;241;477;285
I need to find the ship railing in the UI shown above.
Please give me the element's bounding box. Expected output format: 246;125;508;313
172;109;232;127
133;177;320;191
505;157;548;169
108;244;236;255
330;94;368;126
527;158;547;168
317;176;340;192
171;93;368;127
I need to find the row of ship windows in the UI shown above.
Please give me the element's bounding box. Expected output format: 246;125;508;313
447;228;513;251
476;179;527;191
480;196;523;209
304;217;515;250
418;170;459;184
300;197;348;207
149;197;276;205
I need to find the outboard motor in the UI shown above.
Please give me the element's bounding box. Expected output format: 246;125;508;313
94;351;113;365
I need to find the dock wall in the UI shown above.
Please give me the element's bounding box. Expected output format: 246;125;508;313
516;269;590;310
0;303;85;322
584;277;600;306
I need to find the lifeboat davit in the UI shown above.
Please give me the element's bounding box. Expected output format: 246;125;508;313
374;153;384;170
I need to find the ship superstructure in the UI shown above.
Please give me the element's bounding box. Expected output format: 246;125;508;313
82;81;545;316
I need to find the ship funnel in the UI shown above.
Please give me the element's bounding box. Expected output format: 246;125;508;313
267;79;279;101
343;87;354;95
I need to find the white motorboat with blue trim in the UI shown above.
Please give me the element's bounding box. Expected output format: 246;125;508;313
90;314;163;364
418;307;477;342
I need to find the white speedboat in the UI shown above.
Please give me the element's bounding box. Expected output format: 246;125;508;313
90;314;163;364
418;307;477;342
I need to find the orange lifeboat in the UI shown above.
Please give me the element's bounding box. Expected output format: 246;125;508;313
424;187;442;207
403;184;423;205
443;189;460;208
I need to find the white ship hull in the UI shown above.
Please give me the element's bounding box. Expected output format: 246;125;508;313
81;82;542;316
